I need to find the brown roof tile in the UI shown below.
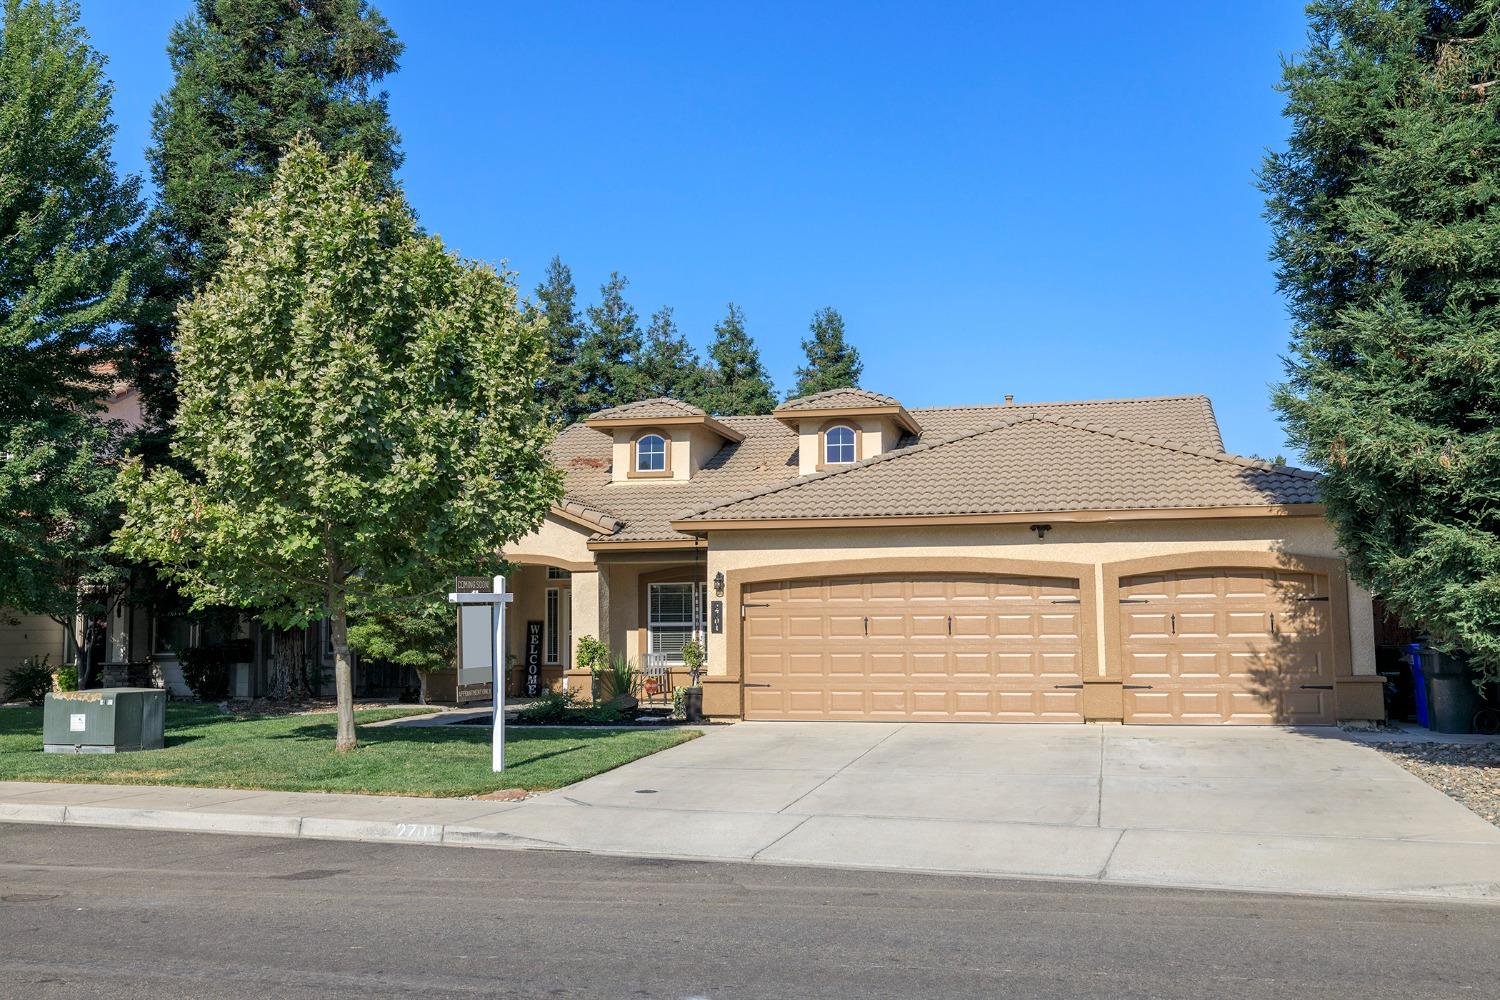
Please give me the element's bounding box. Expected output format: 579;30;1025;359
548;394;1272;544
676;413;1318;524
586;397;706;420
778;387;902;410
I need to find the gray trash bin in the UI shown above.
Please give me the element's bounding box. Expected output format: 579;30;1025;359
1419;645;1481;734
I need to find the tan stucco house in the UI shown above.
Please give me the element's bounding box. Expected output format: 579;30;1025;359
501;388;1384;726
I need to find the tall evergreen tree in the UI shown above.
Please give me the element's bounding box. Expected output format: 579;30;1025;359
636;306;710;406
1262;1;1500;680
0;0;148;678
576;272;643;414
534;256;588;424
134;0;405;458
703;303;777;415
791;306;863;398
148;0;404;287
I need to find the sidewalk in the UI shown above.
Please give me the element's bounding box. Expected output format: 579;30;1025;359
4;720;1500;905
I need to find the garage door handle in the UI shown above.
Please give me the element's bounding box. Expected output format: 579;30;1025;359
1053;683;1084;689
1123;684;1154;690
744;683;772;688
1300;684;1333;690
1119;598;1150;604
1050;597;1081;605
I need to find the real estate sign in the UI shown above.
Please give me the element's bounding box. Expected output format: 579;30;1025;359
454;576;495;703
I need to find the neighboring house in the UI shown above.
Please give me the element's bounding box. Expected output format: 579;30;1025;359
1;371;144;690
503;388;1384;725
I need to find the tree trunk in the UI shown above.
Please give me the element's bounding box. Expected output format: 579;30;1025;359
329;582;357;751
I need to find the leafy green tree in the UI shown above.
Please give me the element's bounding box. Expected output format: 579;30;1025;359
0;0;148;680
702;303;776;415
148;0;404;287
115;141;559;749
534;256;588;424
790;307;863;398
1263;1;1500;680
347;587;454;677
636;306;710;406
576;271;644;414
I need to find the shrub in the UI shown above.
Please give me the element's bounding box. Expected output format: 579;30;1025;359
54;663;79;692
516;687;581;724
4;655;55;706
671;685;688;720
575;635;610;675
179;645;232;702
598;654;637;702
682;640;705;686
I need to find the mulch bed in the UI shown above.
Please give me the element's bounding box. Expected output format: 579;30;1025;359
1373;742;1500;828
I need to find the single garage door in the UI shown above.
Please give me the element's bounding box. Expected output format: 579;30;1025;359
1119;567;1337;725
742;573;1084;722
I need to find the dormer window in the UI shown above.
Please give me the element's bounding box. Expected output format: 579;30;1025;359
634;432;667;474
823;424;856;465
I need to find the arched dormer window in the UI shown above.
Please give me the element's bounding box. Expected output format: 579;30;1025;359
634;432;667;473
823;424;856;465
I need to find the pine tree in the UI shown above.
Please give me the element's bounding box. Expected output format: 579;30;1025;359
576;272;643;414
1262;1;1500;680
703;303;777;415
148;0;404;287
636;306;710;406
534;256;588;424
0;0;148;679
791;306;863;398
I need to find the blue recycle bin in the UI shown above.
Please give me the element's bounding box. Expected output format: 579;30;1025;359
1406;644;1430;728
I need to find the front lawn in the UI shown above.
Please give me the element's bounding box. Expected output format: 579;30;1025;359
0;704;700;797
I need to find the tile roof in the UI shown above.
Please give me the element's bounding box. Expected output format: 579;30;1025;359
586;397;706;420
674;413;1319;524
778;387;903;410
546;394;1292;543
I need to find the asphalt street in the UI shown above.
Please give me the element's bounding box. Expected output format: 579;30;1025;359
0;823;1496;999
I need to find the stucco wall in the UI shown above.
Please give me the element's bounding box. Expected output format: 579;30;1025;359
504;513;596;568
702;516;1375;680
0;611;69;683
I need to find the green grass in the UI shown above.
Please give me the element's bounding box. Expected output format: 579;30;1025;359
0;704;700;797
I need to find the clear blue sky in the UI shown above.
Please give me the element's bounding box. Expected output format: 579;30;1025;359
78;1;1310;460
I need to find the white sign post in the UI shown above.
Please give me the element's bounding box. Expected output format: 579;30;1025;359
447;575;513;772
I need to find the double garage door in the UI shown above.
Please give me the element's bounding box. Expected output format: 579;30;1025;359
742;574;1087;723
741;567;1337;725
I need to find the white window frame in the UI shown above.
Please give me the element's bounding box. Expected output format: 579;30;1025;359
546;566;571;580
824;424;856;465
636;433;666;472
647;581;707;665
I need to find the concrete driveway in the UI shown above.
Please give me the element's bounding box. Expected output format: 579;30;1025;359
470;722;1500;901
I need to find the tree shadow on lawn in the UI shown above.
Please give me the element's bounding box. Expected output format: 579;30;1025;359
266;717;634;767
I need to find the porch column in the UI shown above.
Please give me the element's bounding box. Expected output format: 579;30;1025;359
569;568;605;666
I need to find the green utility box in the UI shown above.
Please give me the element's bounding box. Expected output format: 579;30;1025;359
43;688;166;754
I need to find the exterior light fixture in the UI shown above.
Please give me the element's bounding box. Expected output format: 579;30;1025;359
1030;524;1051;539
713;571;725;596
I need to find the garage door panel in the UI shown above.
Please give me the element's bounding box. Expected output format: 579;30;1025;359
1120;567;1337;726
743;572;1084;722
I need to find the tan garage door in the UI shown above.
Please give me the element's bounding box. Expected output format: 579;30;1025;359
1119;567;1337;725
742;573;1084;722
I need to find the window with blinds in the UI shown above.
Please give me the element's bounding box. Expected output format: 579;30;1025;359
648;582;706;662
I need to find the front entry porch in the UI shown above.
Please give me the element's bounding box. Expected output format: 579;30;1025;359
504;554;711;705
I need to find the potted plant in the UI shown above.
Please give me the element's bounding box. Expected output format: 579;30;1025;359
576;635;610;703
681;639;705;722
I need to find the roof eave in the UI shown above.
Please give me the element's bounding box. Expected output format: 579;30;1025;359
671;503;1327;533
582;413;745;443
771;404;923;436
